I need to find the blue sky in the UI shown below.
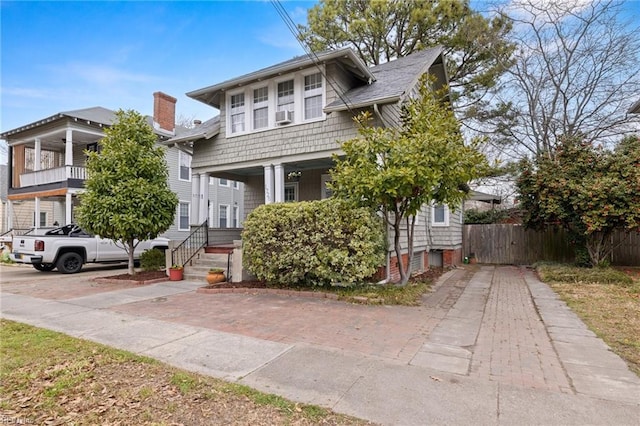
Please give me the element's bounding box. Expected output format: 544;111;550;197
1;0;315;161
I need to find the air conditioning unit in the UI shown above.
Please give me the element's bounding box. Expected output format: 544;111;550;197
275;110;292;124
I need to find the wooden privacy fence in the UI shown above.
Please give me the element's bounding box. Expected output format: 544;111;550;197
463;224;640;266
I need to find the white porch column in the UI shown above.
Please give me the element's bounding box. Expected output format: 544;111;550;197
65;129;73;166
34;138;41;171
7;200;13;230
199;173;209;225
34;197;40;229
264;165;274;204
191;173;200;225
65;192;73;225
274;164;285;203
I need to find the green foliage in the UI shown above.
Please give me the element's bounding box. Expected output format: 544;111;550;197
536;263;633;285
516;135;640;266
242;199;386;286
330;76;487;283
299;0;514;117
463;208;509;224
75;109;178;274
140;249;166;272
1;251;14;264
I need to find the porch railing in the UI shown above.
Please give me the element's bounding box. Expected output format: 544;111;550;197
19;166;86;187
170;220;209;268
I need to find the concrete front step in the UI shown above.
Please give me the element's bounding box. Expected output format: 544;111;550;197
183;252;231;282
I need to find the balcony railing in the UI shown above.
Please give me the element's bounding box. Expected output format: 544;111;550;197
19;166;87;187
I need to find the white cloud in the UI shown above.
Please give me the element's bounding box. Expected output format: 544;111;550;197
50;62;163;86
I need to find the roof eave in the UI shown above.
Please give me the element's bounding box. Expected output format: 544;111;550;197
187;48;374;108
324;96;401;113
628;99;640;114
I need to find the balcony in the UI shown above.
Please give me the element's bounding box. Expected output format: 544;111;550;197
19;166;87;187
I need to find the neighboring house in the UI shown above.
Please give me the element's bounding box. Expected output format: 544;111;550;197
464;190;502;212
170;46;465;279
0;164;7;233
629;99;640;114
0;92;243;241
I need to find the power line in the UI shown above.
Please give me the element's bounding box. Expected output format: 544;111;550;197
269;0;357;115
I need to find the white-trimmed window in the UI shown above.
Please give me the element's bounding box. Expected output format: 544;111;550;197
284;183;298;202
232;180;239;189
219;204;229;228
320;174;332;199
179;151;191;181
277;79;295;121
232;206;239;228
230;93;245;134
178;202;190;231
304;72;323;120
431;203;449;227
219;178;229;187
253;86;269;130
33;212;47;227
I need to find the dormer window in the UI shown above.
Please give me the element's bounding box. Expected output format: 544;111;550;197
230;93;245;134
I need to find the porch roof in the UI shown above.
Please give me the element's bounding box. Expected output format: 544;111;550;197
164;116;220;145
0;107;116;139
186;47;373;109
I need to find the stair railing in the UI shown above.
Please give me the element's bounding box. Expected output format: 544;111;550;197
171;220;209;268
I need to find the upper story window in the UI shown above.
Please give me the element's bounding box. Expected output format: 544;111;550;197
277;79;295;120
253;87;269;129
304;73;323;120
225;67;325;137
230;93;245;134
179;151;191;181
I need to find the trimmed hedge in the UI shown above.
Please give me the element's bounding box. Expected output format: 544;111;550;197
242;199;386;286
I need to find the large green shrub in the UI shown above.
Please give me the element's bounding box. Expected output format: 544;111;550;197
140;248;165;272
242;199;386;286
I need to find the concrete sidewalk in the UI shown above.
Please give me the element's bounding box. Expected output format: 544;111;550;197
1;265;639;425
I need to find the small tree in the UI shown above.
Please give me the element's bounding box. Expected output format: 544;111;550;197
330;77;487;285
76;109;178;275
516;135;640;266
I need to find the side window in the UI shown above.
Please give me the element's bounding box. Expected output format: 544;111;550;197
431;204;449;227
178;202;190;231
179;151;191;181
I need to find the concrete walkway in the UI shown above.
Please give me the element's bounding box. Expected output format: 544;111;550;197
1;265;639;425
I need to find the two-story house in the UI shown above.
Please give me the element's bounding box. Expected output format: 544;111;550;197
170;46;466;280
0;92;243;241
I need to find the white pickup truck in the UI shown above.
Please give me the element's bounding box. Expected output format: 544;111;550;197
10;224;169;274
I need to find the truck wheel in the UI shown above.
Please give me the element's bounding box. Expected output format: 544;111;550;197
33;263;56;272
56;252;83;274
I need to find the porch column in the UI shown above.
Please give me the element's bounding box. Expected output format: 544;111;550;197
264;165;274;204
34;197;40;229
7;200;13;230
65;192;73;225
274;164;285;203
191;173;200;225
65;129;73;166
199;173;208;225
34;138;41;171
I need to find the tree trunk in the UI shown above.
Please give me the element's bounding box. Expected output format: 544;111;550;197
126;239;136;275
393;217;408;285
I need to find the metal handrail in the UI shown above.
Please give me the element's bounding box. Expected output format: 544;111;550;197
170;220;209;267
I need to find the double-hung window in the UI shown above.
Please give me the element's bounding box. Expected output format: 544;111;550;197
230;93;245;134
277;80;295;121
232;206;239;228
304;73;323;120
219;205;229;228
253;87;269;130
179;151;191;181
179;202;190;231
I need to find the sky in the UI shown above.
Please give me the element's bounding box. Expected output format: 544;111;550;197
0;0;316;163
1;0;639;165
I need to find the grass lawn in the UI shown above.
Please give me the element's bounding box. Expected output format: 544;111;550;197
0;320;370;425
537;264;640;376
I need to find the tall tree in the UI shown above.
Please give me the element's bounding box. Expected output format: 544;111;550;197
76;110;178;275
516;135;640;266
493;0;640;159
298;0;514;116
330;77;487;284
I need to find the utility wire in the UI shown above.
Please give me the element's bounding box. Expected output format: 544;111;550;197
270;0;358;115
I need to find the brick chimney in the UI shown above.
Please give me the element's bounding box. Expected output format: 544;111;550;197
153;91;177;133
